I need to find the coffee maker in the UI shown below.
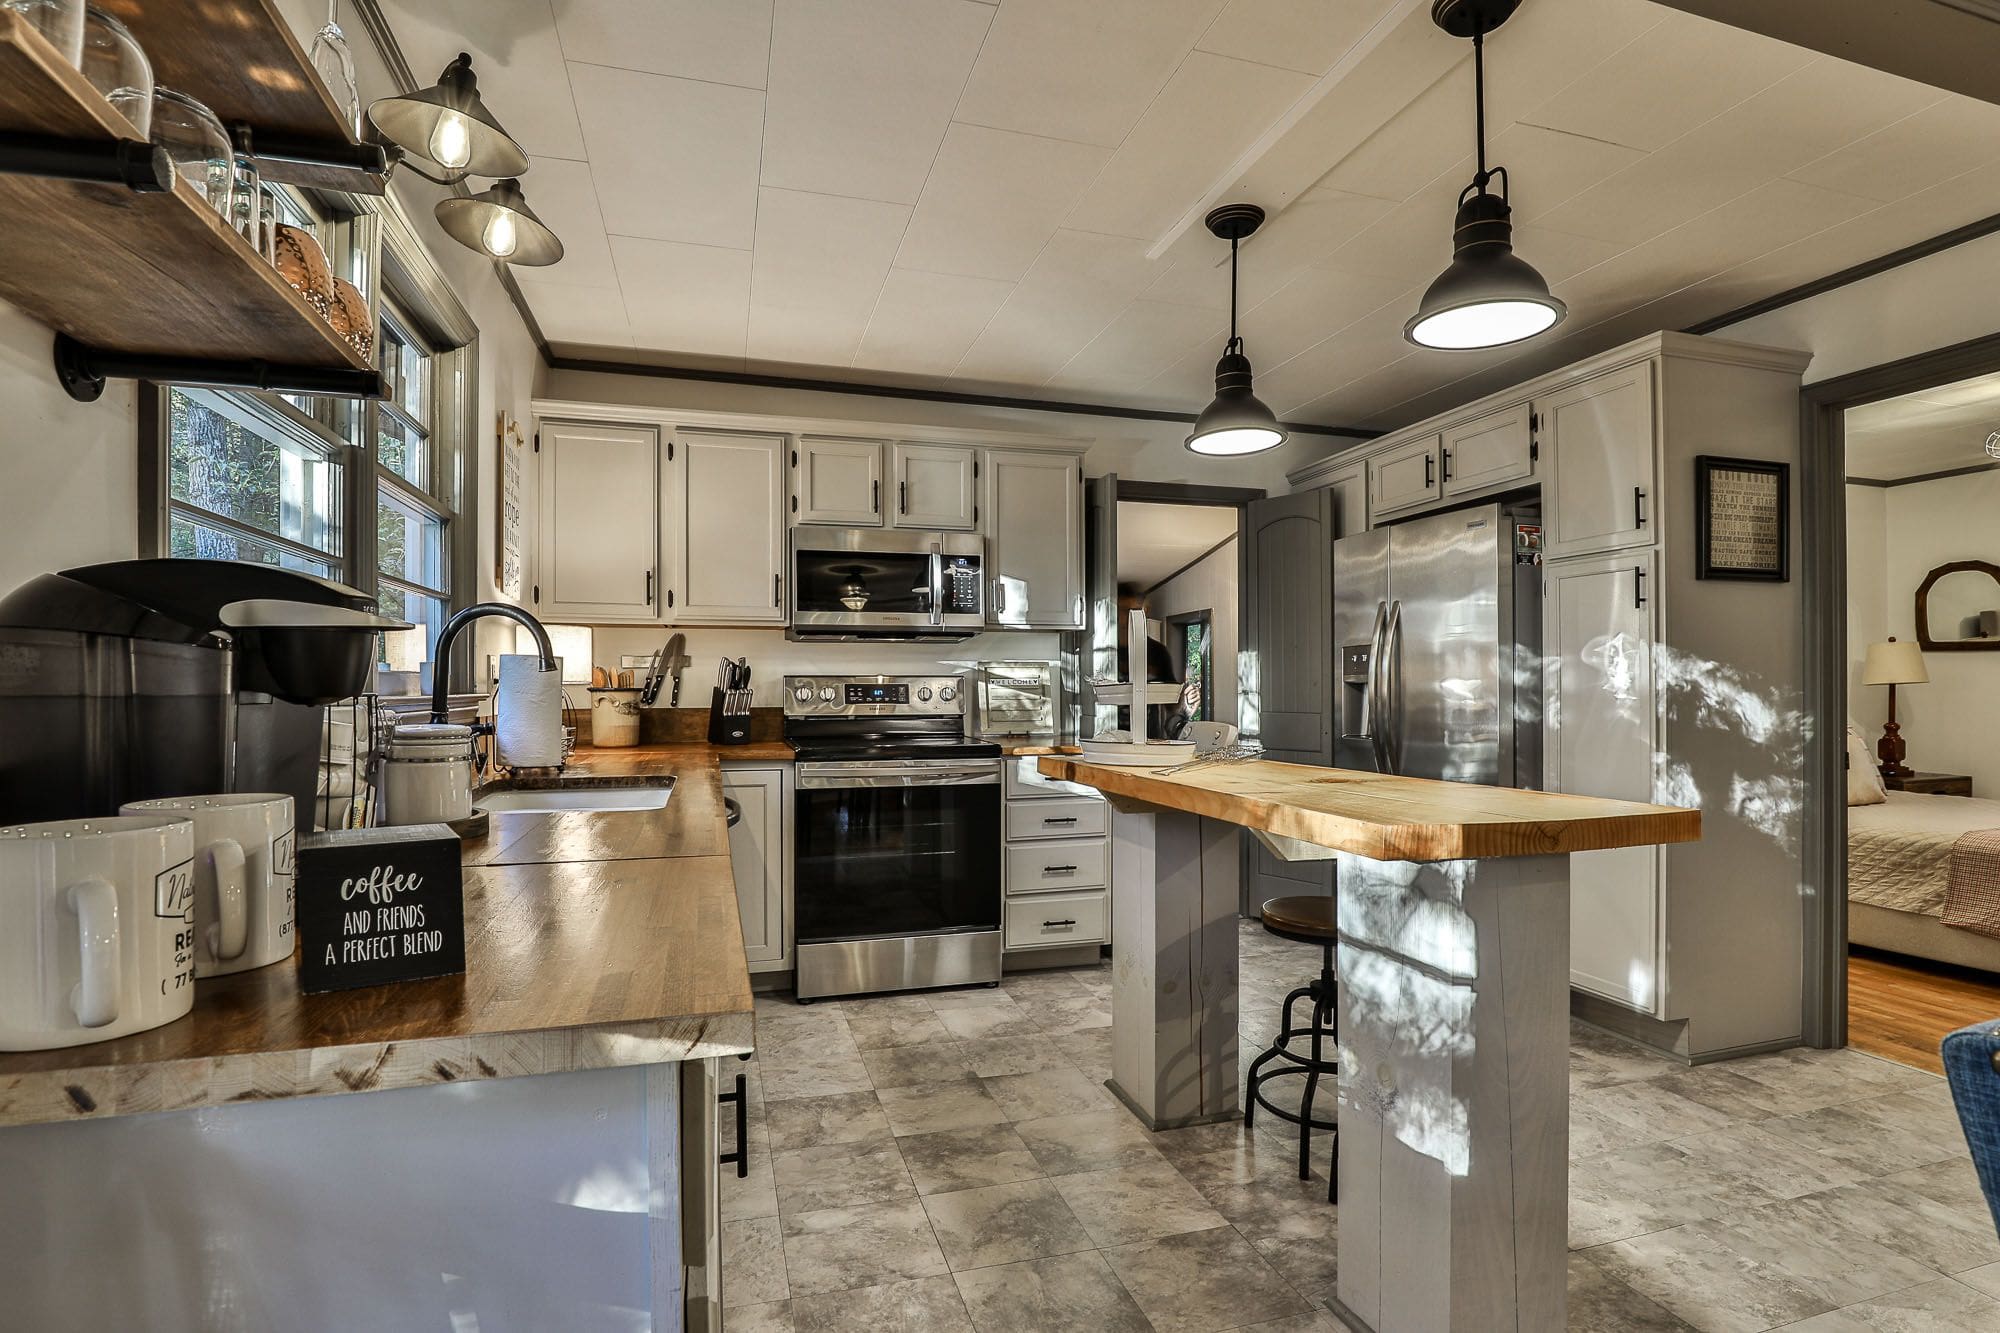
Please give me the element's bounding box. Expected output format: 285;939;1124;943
0;559;404;832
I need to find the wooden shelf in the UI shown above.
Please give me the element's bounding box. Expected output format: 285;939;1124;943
0;10;372;374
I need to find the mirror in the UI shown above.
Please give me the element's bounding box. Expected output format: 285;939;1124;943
1915;560;2000;650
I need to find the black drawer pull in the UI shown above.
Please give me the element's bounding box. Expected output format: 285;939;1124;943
717;1057;749;1178
1043;816;1078;825
1043;864;1079;874
1634;565;1646;610
1042;918;1078;928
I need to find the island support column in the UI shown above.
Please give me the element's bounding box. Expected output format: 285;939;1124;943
1105;799;1241;1128
1329;851;1570;1333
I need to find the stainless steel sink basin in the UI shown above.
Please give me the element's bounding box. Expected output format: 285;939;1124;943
474;783;673;815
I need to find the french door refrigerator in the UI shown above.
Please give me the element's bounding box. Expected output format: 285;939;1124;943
1333;501;1543;787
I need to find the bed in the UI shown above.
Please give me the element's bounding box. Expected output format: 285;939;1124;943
1849;790;2000;972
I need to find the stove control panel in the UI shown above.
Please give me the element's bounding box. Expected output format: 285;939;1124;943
783;674;968;717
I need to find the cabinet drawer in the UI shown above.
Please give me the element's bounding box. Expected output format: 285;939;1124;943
1005;892;1107;949
1006;796;1107;841
1006;838;1108;895
1004;756;1099;799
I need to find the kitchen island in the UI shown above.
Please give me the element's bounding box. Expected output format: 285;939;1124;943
1037;755;1699;1333
0;745;757;1333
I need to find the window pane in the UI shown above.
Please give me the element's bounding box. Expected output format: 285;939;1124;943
168;511;334;577
379;315;430;427
376;484;446;593
375;583;446;690
168;388;340;556
376;410;424;490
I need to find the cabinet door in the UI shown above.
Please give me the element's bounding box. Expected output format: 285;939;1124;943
723;766;788;970
795;437;884;526
677;430;786;624
891;442;976;530
1369;434;1442;515
985;450;1084;629
1320;462;1368;538
1441;402;1533;496
535;420;660;622
1540;361;1656;558
1544;551;1661;1013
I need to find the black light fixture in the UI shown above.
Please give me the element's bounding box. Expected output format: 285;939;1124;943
366;53;529;183
1405;0;1566;351
1186;203;1287;457
435;178;564;265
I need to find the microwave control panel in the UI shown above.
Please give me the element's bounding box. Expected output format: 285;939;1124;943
940;556;983;613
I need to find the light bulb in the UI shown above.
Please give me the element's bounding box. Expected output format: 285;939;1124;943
429;111;471;170
482;208;518;258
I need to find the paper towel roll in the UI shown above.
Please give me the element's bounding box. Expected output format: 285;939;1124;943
496;654;565;768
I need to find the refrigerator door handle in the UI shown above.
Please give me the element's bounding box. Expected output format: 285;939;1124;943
1353;599;1388;749
1368;599;1392;773
1382;598;1405;776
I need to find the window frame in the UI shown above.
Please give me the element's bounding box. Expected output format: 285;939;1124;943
1165;608;1215;722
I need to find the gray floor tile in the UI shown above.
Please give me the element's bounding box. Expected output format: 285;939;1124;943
1689;1198;1946;1309
877;1079;1011;1137
1788;1173;2000;1275
840;997;957;1052
983;1066;1122;1121
727;1299;795;1332
763;1091;893;1152
935;1002;1046;1042
722;1153;780;1221
772;1139;916;1217
779;1198;950;1297
1570;1140;1783;1249
958;1033;1081;1077
789;1274;974;1332
1585;1225;1836;1333
922;1178;1097;1271
898;1124;1045;1196
724;1216;790;1308
1566;1253;1698;1332
1054;1160;1230;1247
1770;1276;2000;1331
860;1042;975;1090
1102;1224;1314;1333
1014;1109;1168;1176
953;1251;1151;1332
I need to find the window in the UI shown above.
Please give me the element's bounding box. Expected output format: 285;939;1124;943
1169;611;1214;722
369;299;452;683
166;388;343;576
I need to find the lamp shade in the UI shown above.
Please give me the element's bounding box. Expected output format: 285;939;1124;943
1406;190;1566;350
1860;638;1928;686
367;53;529;179
435;178;564;265
1186;350;1286;456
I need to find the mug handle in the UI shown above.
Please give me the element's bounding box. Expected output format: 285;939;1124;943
208;838;248;961
67;877;120;1028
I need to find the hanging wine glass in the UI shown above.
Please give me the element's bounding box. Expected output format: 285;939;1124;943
308;0;359;134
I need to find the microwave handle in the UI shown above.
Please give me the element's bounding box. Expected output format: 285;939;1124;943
929;541;944;626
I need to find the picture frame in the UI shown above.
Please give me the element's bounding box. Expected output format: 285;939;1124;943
1694;455;1789;582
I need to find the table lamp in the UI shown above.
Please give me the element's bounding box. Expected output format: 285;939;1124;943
1860;637;1928;778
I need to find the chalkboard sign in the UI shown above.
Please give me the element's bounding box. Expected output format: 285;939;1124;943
296;825;465;994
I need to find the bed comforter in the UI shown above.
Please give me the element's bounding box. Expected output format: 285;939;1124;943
1848;791;2000;919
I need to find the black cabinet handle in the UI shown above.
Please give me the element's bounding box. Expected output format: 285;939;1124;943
645;570;653;604
1043;816;1078;825
1424;453;1435;487
1634;565;1646;609
872;479;880;514
717;1063;748;1178
1634;486;1647;529
1043;864;1079;874
1441;447;1452;482
1042;918;1078;928
774;573;781;607
668;588;674;608
899;480;908;514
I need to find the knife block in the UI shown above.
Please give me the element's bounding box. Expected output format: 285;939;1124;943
707;687;751;745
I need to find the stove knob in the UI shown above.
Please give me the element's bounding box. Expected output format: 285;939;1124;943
916;686;933;702
792;685;815;704
938;686;957;703
818;685;839;703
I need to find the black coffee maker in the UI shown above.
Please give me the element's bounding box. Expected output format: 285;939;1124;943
0;560;403;832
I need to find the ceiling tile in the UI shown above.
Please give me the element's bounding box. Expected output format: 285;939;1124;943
611;235;753;358
949;230;1168;385
894;124;1110;281
747;188;910;366
1483;123;1646;223
952;0;1228;148
552;0;774;89
1195;0;1400;76
1065;53;1314;240
1788;95;2000;204
1046;301;1223;392
378;0;586;159
1143;185;1402;311
854;268;1014;377
1240;266;1412;362
760;0;993;204
571;65;765;248
517;155;618;289
516;277;634;347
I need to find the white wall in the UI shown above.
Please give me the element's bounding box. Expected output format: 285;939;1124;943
1144;535;1240;727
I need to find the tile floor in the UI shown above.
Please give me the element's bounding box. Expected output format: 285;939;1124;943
719;921;2000;1331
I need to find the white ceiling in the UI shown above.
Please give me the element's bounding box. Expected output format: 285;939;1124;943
1117;501;1238;591
1846;370;2000;481
380;0;2000;432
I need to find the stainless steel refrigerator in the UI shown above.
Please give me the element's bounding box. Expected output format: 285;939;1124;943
1333;501;1542;787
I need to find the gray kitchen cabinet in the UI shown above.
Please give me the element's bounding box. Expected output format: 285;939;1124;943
794;436;886;526
674;430;787;624
1539;362;1656;558
1369;433;1443;516
534;419;664;623
891;442;977;531
1318;462;1368;539
984;449;1085;629
1441;401;1534;496
1002;755;1108;954
1543;550;1661;1014
722;765;789;973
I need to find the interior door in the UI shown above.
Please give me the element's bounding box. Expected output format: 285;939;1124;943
1240;488;1335;909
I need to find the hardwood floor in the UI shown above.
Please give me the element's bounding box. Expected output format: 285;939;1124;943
1848;945;2000;1074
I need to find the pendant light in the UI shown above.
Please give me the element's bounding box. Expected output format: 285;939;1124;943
435;178;565;266
1404;0;1566;351
367;53;530;182
1186;203;1287;457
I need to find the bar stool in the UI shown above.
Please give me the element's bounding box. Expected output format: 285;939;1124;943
1244;894;1338;1202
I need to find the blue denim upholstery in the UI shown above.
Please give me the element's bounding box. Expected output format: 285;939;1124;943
1942;1019;2000;1237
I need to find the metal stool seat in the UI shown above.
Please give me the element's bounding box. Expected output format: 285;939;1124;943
1245;895;1338;1203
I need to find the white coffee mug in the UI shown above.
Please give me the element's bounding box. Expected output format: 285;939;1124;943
121;794;296;978
0;815;198;1051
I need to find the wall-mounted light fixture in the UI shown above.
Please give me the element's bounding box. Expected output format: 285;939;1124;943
1186;203;1287;457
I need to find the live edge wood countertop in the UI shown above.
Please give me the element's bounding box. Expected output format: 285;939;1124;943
0;745;761;1130
1036;756;1700;862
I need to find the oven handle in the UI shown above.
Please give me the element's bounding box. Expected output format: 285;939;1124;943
796;763;1000;789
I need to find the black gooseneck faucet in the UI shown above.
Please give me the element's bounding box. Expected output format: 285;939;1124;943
429;602;557;724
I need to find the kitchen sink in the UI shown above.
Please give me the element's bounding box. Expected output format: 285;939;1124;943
474;783;674;815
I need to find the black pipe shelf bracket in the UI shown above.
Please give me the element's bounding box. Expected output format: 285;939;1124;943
0;132;177;192
53;334;386;404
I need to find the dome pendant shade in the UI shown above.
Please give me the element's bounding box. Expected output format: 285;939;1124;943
1406;189;1566;350
1187;350;1286;455
368;53;530;179
435;178;565;266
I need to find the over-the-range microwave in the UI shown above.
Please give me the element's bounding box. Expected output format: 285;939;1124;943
787;526;985;641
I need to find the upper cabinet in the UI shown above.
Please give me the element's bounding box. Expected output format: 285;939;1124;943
984;449;1085;630
892;443;978;531
1370;434;1442;516
794;436;885;526
1441;401;1535;496
1539;362;1655;559
675;430;786;624
535;420;663;623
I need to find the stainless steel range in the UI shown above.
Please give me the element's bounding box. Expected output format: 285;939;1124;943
784;673;1002;1001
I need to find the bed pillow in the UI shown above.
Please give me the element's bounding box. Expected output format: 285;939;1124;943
1846;726;1887;806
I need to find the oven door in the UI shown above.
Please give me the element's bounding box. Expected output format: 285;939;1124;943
793;759;1001;944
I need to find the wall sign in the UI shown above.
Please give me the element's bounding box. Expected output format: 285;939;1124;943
296;825;465;994
1695;455;1789;582
495;412;525;601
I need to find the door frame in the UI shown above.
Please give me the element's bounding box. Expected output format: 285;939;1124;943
1800;328;2000;1048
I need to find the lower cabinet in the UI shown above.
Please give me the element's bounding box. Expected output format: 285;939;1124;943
722;765;789;973
1002;756;1109;953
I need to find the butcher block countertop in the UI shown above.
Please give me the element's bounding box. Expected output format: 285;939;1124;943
1036;756;1700;862
0;745;757;1129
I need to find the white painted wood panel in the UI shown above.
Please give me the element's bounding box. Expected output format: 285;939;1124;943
1005;838;1110;896
984;449;1085;629
1441;401;1534;497
677;430;786;624
535;420;660;623
1005;795;1107;841
1539;362;1657;558
722;766;788;971
891;442;977;530
795;436;885;526
1368;434;1441;515
1004;890;1108;949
